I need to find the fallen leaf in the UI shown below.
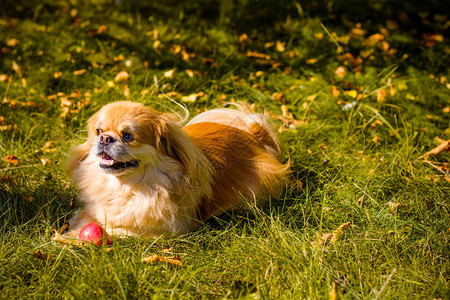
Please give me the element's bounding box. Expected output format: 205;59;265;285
31;250;56;262
307;94;316;101
73;69;86;76
335;66;346;79
372;136;381;144
52;230;85;247
164;69;175;78
281;105;290;118
350;26;366;38
331;86;341;98
330;281;338;300
7;38;19;47
0;124;19;131
12;61;22;77
123;85;130;97
4;155;19;166
314;222;351;246
357;196;364;206
40;158;51;166
185;69;194;77
283;66;292;74
238;33;248;45
388;202;401;212
376;89;387;103
422;33;444;47
255;71;264;77
181;92;204;103
114;71;129;83
276;41;286;52
370;120;383;128
247;51;271;60
345;90;358;98
142;254;182;267
272;92;285;103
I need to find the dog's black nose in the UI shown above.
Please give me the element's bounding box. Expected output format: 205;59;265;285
99;134;116;145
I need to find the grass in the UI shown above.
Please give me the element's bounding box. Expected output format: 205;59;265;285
1;0;449;298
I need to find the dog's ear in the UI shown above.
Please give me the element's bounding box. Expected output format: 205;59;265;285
157;119;200;175
66;111;99;175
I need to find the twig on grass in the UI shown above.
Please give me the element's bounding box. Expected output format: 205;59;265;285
418;140;449;159
142;254;183;267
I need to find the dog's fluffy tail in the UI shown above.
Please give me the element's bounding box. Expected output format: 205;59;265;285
186;104;281;156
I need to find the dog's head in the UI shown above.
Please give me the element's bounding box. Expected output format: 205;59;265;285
68;101;198;177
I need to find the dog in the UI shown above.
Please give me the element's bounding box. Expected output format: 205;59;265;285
65;101;289;238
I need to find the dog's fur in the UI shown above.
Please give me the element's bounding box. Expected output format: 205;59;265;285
66;101;288;238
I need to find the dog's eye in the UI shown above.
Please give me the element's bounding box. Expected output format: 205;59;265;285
96;128;101;136
122;132;134;142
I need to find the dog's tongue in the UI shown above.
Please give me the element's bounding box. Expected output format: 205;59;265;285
101;154;117;166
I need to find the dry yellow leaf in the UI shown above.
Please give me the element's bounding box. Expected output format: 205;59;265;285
142;254;182;267
331;86;341;98
12;61;22;77
276;41;286;52
314;222;351;246
372;136;382;143
388;202;401;212
31;250;56;262
357;196;364;206
73;69;86;76
330;281;337;300
272;92;285;103
114;71;129;83
255;71;264;77
185;69;194;77
164;69;175;78
345;90;358;98
335;66;346;79
41;158;51;166
7;38;19;47
123;85;130;97
377;89;387;103
281;105;289;118
0;74;10;82
4;155;19;166
247;51;271;60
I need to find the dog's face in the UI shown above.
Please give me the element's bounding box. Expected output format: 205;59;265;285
68;101;198;178
88;101;163;175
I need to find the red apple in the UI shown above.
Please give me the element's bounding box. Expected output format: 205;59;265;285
77;223;112;246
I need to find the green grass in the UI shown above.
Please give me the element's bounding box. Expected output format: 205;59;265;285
1;0;449;298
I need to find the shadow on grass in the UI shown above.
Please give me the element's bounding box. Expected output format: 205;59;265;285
0;179;73;232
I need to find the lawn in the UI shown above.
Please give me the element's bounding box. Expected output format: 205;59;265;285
0;0;449;298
